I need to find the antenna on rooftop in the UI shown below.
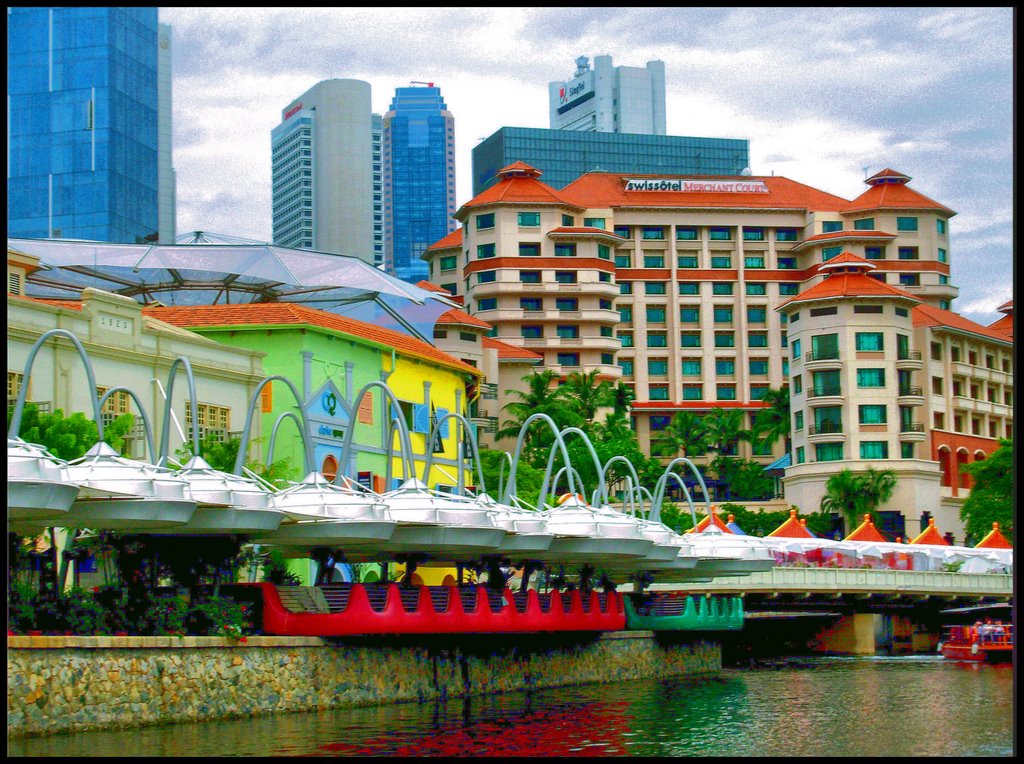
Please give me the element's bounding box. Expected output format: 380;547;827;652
410;81;434;87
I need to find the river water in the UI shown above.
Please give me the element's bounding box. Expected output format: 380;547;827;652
8;656;1014;757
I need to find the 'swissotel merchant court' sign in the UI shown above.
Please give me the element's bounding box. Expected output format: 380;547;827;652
624;178;769;193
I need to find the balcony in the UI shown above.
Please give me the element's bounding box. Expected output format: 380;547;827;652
897;386;925;407
895;349;923;371
898;421;927;442
807;421;844;443
806;386;844;406
804;350;842;371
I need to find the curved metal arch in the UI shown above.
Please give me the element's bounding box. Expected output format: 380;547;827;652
158;356;200;464
8;329;101;438
501;413;577;508
556;426;604;506
496;451;514;501
97;386;157;462
337;381;415;487
549;464;586;503
421;410;488;497
266;411;306;468
651;457;710;525
599;454;647;511
233;375;314;476
660;470;698;529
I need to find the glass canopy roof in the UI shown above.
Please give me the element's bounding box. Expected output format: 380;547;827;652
8;237;455;340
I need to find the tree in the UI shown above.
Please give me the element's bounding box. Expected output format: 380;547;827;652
561;369;613;426
652;410;706;458
701;408;751;457
820;467;898;533
11;403;134;460
960;439;1013;543
611;382;636;417
497;370;580;465
751;386;790;452
477;447;544;508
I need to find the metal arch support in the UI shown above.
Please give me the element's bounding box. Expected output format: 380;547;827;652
233;375;314;476
549;464;586;503
337;381;415;486
496;451;513;501
266;411;306;468
661;471;698;528
652;457;708;527
598;454;646;511
556;426;604;506
97;386;157;463
9;329;101;438
421;410;488;497
501;413;577;508
158;356;200;465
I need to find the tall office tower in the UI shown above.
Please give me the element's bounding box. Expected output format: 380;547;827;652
271;79;374;261
157;22;176;243
371;113;385;268
549;55;666;135
7;7;171;244
383;83;456;282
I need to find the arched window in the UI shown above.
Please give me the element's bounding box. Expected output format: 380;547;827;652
321;455;338;482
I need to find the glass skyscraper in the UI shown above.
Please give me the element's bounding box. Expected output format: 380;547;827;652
383;84;456;283
7;7;169;244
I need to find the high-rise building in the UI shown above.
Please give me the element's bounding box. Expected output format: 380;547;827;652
549;55;666;135
472;127;750;195
271;79;374;262
7;7;174;243
383;83;456;283
371;113;385;268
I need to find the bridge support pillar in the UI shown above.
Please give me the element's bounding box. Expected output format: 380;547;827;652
810;613;881;655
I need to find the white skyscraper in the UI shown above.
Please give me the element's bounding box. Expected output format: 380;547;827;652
271;79;374;261
549;55;666;135
157;22;176;243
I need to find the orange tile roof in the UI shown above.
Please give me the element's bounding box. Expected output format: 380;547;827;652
144;303;481;377
988;313;1013;339
559;173;851;212
844;515;888;543
840;180;955;215
436;307;491;330
912;303;1013;345
767;509;816;538
459;173;574;212
779;271;920;309
975;522;1013;549
10;295;84;311
685;506;733;534
415;280;453;295
817;251;876;270
865;168;912;183
996;299;1012;313
482;336;543;361
910;518;949;546
799;229;896;244
546;226;626;239
424;229;462;252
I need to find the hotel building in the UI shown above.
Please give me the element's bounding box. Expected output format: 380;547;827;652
422;164;1012;540
548;55;666;135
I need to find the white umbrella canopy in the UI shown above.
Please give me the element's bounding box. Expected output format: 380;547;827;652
7;438;80;526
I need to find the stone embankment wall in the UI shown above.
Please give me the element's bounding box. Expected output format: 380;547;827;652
8;632;720;737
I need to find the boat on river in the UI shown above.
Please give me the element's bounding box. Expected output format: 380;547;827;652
939;622;1013;662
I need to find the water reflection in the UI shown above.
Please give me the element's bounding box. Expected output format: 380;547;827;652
8;657;1014;757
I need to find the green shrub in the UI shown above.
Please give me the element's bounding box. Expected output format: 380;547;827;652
191;596;251;642
60;587;109;635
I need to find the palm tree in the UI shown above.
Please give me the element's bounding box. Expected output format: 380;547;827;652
820;467;898;533
611;382;636;417
701;408;751;456
594;410;634;441
652;411;707;458
561;370;614;425
751;386;790;453
496;370;577;460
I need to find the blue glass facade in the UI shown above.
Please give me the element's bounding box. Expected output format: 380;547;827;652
7;7;160;243
384;86;455;283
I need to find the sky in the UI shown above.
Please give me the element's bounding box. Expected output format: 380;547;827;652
160;7;1014;326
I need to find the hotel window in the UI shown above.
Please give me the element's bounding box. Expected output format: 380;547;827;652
779;283;799;295
648;359;669;376
601;353;614;365
620;282;633;295
859;405;887;424
478;271;496;284
645;282;667;295
749;359;769;376
793;374;803;394
478;297;497;311
556;325;579;339
521;297;542;311
677;255;699;268
853;305;882;314
783;358;789;375
649;415;671;431
642;226;665;240
554;243;576;257
439;255;457;271
614;225;631;239
619;306;633;322
743;227;765;241
750;385;769;401
815;443;844;462
647;306;667;323
554;271;577;284
898;247;919;260
796;446;805;464
477;243;496;259
619;331;634;348
864;246;885;260
811;333;839;360
598;272;612;283
857;368;886;388
562;214;575;226
644;254;665;268
901;442;915;459
615;253;632;267
778;256;798;269
781;331;788;348
749;332;768;348
822;246;842;261
519;242;541;257
744;256;765;269
939;299;950;310
712;283;733;296
776;228;798;242
896;216;918;231
791;338;802;360
521;325;543;339
714;332;735;348
556;297;578;311
937;247;948;263
717;384;737;401
475;212;495;230
599;299;612;310
649;384;670;401
716;359;735;375
854;218;875;230
679;282;699;295
899;274;920;286
619;359;634;376
822;221;843;233
794;411;804;431
709;227;732;241
681;359;701;376
600;326;613;337
679;307;700;323
711;256;732;268
747;307;767;324
746;283;767;296
584;217;606;229
598;244;611;259
936;218;947;234
676;226;699;241
647;332;668;348
680;332;701;348
682;384;703;401
713;306;733;323
938;274;948;285
441;282;458;294
557;352;580;367
518;212;541;227
520;270;541;283
855;332;884;352
860;441;889;459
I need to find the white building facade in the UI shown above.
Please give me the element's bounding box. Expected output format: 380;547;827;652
549;55;666;135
